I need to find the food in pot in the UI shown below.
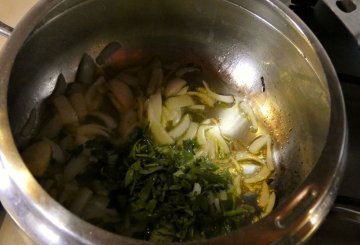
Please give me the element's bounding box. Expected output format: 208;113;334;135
20;48;276;241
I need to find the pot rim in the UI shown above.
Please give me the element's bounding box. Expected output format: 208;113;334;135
0;0;347;244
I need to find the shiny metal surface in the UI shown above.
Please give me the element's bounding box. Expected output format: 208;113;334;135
0;0;347;244
0;21;13;37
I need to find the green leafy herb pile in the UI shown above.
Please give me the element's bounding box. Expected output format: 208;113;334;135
81;130;258;241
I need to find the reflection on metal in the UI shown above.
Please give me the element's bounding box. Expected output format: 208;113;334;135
234;61;256;88
37;224;60;244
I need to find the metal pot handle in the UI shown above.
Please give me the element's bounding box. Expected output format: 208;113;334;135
0;21;13;38
322;0;360;46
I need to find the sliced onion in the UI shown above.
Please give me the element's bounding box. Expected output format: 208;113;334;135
69;187;93;215
239;101;258;132
147;91;162;123
206;126;230;157
267;137;274;171
187;91;215;107
191;183;202;196
164;95;194;110
187;105;205;110
161;105;171;127
169;108;182;126
168;114;191;139
177;86;189;95
235;152;266;165
164;78;187;97
89;112;117;129
264;192;276;216
244;166;270;184
259;181;270;208
206;138;217;159
85;77;105;111
202;81;234;104
178;122;198;142
149;121;174;145
21;140;52;177
196;125;210;146
76;124;110;144
53;95;78;125
69;92;88;119
108;79;135;111
44;138;66;163
249;135;269;154
64;154;89;181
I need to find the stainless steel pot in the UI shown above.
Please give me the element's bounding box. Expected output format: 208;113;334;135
0;0;347;244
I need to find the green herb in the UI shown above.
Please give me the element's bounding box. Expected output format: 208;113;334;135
83;135;257;241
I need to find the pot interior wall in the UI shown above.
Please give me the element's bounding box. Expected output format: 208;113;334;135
8;0;330;202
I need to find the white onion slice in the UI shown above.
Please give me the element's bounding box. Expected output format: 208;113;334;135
147;91;162;123
149;121;174;145
206;126;230;157
235;152;266;165
164;95;194;110
202;81;234;104
168;114;191;139
64;154;89;181
239;101;258;132
177;86;189;95
196;125;210;146
76;124;110;144
249;135;269;154
44;138;66;163
69;92;88;119
21;140;52;177
191;183;202;196
164;78;187;97
53;95;78;125
264;192;276;216
244;166;270;184
178;122;198;142
89;112;117;129
258;181;270;208
187;91;215;107
187;105;205;110
70;187;93;215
